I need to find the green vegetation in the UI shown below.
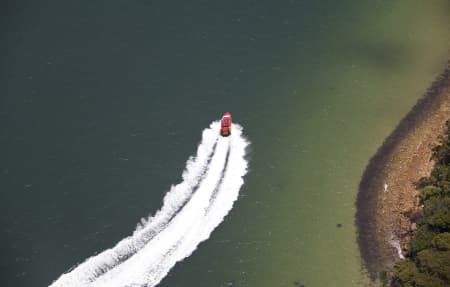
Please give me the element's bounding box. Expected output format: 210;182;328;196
379;271;388;287
391;120;450;287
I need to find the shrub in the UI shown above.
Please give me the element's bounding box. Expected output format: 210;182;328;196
409;225;438;255
419;186;443;203
431;232;450;251
391;259;446;287
422;197;450;231
416;249;450;281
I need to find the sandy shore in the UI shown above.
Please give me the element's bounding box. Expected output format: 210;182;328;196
356;61;450;280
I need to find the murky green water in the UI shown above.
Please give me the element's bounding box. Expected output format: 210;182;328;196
1;1;449;286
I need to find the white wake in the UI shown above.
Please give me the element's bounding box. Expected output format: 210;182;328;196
50;121;249;287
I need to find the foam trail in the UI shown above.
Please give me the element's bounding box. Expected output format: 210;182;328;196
92;134;231;286
50;122;249;287
138;124;249;286
50;122;219;287
199;124;248;240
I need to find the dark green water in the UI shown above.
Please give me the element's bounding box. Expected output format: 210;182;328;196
1;1;449;286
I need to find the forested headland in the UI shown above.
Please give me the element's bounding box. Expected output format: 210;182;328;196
391;120;450;287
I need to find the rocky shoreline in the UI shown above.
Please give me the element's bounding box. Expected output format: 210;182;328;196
356;61;450;281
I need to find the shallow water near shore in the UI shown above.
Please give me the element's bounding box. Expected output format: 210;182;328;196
1;1;450;286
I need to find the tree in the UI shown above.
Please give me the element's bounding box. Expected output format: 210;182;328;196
392;121;450;286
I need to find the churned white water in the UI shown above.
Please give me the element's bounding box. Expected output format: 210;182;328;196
49;121;249;287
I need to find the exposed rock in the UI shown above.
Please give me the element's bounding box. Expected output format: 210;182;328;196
356;61;450;280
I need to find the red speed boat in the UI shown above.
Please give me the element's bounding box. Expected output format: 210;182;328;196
220;112;232;137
